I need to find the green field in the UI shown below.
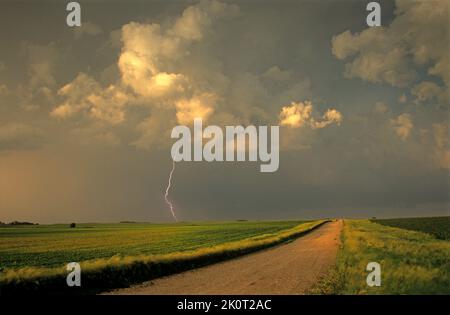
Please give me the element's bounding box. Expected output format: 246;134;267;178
3;217;448;294
0;220;305;270
313;219;450;295
0;220;326;293
372;216;450;240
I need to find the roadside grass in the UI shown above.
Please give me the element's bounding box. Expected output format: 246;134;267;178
311;219;450;295
0;220;326;294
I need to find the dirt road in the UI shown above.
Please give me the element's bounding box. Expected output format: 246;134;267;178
106;220;342;295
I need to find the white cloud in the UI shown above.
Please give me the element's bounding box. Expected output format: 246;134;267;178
51;73;127;124
279;101;313;128
117;0;238;100
391;113;413;140
51;0;338;153
411;81;447;104
85;85;128;124
279;101;342;129
332;0;449;89
313;109;343;129
53;0;240;143
51;73;100;119
175;93;216;125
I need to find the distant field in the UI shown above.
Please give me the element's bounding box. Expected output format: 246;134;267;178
313;219;450;294
0;220;304;270
372;216;450;240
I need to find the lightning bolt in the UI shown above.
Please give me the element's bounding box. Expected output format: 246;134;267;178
164;160;178;222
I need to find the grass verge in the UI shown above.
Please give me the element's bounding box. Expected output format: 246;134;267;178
311;220;450;294
0;220;327;295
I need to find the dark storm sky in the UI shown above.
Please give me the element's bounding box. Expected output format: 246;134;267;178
0;0;448;223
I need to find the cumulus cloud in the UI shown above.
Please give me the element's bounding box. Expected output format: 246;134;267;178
332;29;416;87
51;0;336;153
279;101;313;128
51;73;128;124
279;101;342;129
52;0;240;148
313;109;343;129
175;93;216;125
51;73;99;118
85;85;129;124
117;0;238;101
411;81;447;104
117;22;189;99
331;0;449;89
391;113;413;140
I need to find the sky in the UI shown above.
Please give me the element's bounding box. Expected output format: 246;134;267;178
0;0;449;223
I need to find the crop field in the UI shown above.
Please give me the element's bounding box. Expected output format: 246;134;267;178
0;220;326;293
313;219;450;295
371;216;450;240
0;220;305;270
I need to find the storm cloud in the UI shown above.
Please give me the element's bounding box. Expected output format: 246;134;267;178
0;0;448;223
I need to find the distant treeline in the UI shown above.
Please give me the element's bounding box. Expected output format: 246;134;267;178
0;221;38;226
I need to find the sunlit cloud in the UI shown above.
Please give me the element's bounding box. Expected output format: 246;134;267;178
279;101;342;129
391;113;413;141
